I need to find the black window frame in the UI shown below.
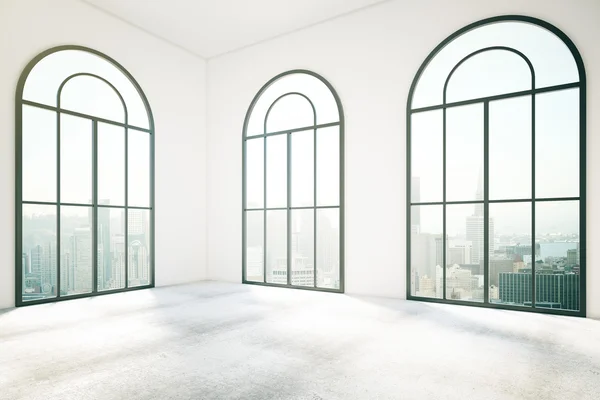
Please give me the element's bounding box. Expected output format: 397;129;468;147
242;69;345;293
406;15;586;317
15;45;155;307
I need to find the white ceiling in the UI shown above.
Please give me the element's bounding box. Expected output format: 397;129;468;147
82;0;388;59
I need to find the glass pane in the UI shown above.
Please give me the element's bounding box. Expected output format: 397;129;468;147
411;110;442;203
128;209;151;287
291;209;314;287
23;49;150;129
446;104;484;202
60;75;125;123
489;96;532;200
266;135;287;208
535;89;579;198
317;209;340;289
411;21;579;109
22;204;57;301
266;210;287;284
316;126;339;206
128;129;151;207
446;50;532;103
60;115;92;204
246;73;339;136
446;204;484;302
98;123;125;206
60;206;93;296
245;211;264;282
490;202;531;306
291;130;314;207
535;201;580;311
410;205;442;298
265;94;315;133
22;105;56;202
245;138;264;208
98;207;125;291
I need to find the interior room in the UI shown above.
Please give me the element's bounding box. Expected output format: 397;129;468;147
1;0;599;399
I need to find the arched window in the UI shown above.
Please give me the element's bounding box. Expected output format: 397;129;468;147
243;70;344;292
16;46;154;305
407;16;586;315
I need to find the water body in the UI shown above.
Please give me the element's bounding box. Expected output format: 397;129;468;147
539;242;578;258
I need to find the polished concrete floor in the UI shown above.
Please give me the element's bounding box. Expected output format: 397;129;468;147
1;282;599;400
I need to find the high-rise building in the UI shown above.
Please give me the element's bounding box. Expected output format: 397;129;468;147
97;201;112;289
72;228;93;293
466;172;494;265
567;248;580;266
498;272;580;311
411;233;439;296
488;258;514;287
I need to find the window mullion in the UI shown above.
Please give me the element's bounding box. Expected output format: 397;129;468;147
531;93;537;308
287;131;292;286
92;120;98;294
125;127;129;289
483;102;490;304
313;126;317;288
56;110;61;298
442;107;447;300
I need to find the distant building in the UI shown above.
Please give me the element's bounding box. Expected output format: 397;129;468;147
498;272;579;311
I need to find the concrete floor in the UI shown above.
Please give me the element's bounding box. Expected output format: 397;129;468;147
1;282;599;400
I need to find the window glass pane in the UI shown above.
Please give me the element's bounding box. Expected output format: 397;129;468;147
60;206;93;296
535;89;579;198
490;202;531;306
316;126;339;206
98;207;125;291
266;210;287;284
446;104;483;202
410;205;442;298
60;75;125;122
291;209;314;287
265;94;314;133
22;204;57;301
245;138;264;208
22;106;56;202
128;129;151;207
245;211;264;282
411;110;442;203
291;130;314;207
446;204;484;302
489;96;531;200
266;135;287;208
535;201;579;311
98;123;125;206
128;209;151;287
246;73;339;136
411;21;579;109
446;50;532;103
317;209;339;289
60;115;92;204
23;49;150;129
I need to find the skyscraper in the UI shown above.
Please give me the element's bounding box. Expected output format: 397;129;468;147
466;173;494;264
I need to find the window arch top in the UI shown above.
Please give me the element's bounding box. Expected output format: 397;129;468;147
245;71;341;136
411;19;582;109
21;48;151;129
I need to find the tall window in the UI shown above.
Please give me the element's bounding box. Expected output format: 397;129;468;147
407;16;586;316
16;46;154;306
243;70;344;292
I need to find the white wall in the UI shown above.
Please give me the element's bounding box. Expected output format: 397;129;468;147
206;0;600;317
0;0;208;309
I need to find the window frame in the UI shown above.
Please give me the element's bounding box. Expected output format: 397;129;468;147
406;15;586;317
242;69;345;293
15;45;155;307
